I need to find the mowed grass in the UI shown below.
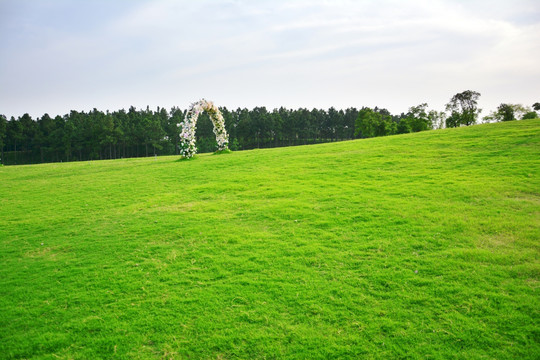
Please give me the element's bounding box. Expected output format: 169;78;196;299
1;120;539;359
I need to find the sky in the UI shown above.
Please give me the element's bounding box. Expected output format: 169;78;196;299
1;0;539;119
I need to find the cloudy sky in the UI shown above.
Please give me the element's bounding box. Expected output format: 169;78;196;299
1;0;539;119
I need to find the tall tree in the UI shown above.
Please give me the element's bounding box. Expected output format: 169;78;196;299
428;110;446;130
68;111;86;161
445;90;481;127
20;113;37;162
127;106;143;157
326;107;339;141
60;115;73;162
100;112;115;159
88;108;106;159
496;104;515;122
343;108;358;139
236;108;252;149
37;113;54;162
7;117;23;164
250;106;270;148
293;108;310;144
487;103;531;122
0;114;6;164
194;111;215;153
404;103;432;132
112;109;127;158
355;107;376;138
355;107;395;138
141;107;164;156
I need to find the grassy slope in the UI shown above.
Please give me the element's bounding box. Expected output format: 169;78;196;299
0;120;539;359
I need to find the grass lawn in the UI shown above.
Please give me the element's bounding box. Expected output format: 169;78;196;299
1;119;539;359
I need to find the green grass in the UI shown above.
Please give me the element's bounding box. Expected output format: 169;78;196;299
1;120;539;359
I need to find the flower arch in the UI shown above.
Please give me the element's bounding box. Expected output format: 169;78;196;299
179;99;229;159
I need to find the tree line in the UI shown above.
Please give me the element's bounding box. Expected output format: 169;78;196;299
1;91;538;165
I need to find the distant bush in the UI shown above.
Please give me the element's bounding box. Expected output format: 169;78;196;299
522;111;538;120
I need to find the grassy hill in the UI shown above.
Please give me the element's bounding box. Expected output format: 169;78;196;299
1;119;539;359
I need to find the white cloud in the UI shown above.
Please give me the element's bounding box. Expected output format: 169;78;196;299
0;0;538;118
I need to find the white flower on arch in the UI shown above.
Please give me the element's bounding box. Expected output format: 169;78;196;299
179;99;229;159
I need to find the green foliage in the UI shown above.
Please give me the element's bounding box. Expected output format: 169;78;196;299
396;118;412;134
522;111;538;120
428;109;446;129
229;137;241;151
497;103;516;121
2;106;363;165
403;103;433;132
357;105;440;138
485;104;534;123
1;120;539;359
0;114;6;164
354;107;396;138
445;90;481;127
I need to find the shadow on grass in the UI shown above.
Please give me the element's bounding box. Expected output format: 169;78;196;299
174;156;197;162
174;149;232;162
212;149;232;156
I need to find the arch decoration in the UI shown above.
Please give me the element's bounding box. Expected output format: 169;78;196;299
179;99;229;159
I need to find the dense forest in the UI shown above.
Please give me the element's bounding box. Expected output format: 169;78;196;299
0;105;430;165
1;93;537;165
